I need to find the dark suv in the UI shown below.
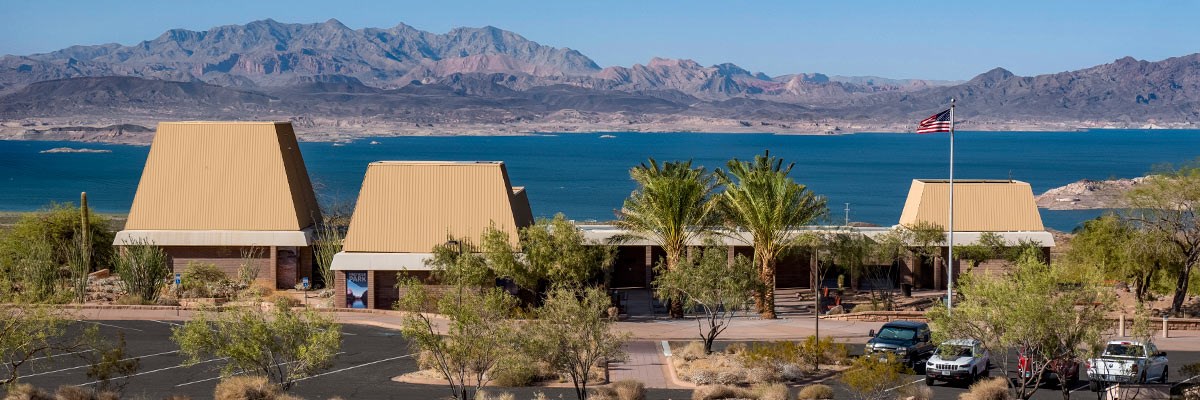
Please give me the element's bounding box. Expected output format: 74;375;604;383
865;320;936;369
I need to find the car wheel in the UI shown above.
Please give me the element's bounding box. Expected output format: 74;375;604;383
925;376;935;386
1088;380;1101;392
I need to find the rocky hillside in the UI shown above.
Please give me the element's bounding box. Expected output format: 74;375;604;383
1;19;1198;135
1035;177;1147;210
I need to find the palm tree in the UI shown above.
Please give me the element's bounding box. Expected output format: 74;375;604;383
616;158;719;318
717;151;827;319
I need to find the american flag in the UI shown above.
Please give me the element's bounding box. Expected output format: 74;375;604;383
916;109;952;133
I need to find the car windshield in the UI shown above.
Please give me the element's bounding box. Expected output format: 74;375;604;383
1103;343;1145;357
876;327;917;341
937;345;973;358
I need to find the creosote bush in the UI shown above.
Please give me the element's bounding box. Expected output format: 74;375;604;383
960;378;1011;400
797;384;834;400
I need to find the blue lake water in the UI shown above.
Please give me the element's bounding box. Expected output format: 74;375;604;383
2;130;1198;232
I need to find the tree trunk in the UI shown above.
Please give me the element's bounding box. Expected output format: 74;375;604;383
667;252;685;319
760;256;777;319
1170;263;1194;314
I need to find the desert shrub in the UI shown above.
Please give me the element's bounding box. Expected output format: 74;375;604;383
267;293;302;308
898;384;934;400
750;383;789;400
472;391;515;400
114;239;170;302
212;375;303;400
590;380;646;400
52;386;119;400
797;384;834;400
745;367;782;384
1183;362;1200;379
181;262;229;297
780;364;805;381
490;355;541;387
840;355;907;400
799;336;847;369
417;350;441;371
851;303;886;312
691;384;753;400
113;294;148;305
612;380;645;400
2;384;53;400
960;378;1010;400
723;342;747;355
678;341;707;361
240;283;272;300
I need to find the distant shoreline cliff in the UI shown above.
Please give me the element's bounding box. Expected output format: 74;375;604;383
1036;177;1147;210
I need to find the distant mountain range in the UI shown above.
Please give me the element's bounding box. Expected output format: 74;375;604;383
1;19;1197;139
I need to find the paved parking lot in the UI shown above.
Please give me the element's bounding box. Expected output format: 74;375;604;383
15;320;1199;400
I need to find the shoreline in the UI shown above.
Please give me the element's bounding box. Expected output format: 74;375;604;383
3;124;1199;147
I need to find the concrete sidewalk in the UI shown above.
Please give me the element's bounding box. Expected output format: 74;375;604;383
608;341;676;389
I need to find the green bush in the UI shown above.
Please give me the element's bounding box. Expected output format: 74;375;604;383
181;262;228;296
490;354;541;387
797;384;834;400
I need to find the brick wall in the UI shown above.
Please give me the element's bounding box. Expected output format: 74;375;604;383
163;246;274;288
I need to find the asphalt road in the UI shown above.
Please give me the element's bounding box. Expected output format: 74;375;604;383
15;320;695;400
14;322;1199;400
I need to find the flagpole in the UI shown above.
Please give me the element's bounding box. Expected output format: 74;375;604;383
947;98;956;314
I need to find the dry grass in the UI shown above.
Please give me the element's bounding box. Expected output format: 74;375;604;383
960;378;1011;400
213;375;302;400
51;387;118;400
678;341;708;360
796;384;834;400
473;391;516;400
2;384;53;400
591;380;646;400
691;385;753;400
749;383;789;400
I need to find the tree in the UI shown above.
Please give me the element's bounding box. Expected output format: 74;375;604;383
616;158;720;318
171;298;342;391
114;239;171;303
0;202;113;275
653;240;759;354
956;232;1006;271
716;151;827;319
928;248;1114;400
1124;163;1200;314
0;303;90;387
528;287;629;400
313;216;345;291
1066;215;1178;305
483;214;615;292
395;280;519;400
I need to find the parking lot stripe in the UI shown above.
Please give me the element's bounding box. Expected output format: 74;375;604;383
76;357;226;386
885;377;925;392
23;350;178;378
27;350;93;362
290;353;416;384
150;320;183;327
173;352;348;387
75;320;144;332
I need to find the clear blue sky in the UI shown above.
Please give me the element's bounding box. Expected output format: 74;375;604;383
1;0;1196;80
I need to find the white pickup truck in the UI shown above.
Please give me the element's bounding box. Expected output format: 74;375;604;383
1086;340;1169;391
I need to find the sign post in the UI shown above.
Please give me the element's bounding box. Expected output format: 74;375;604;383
302;277;310;307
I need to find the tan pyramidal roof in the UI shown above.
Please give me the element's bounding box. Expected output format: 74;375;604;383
342;161;534;253
898;179;1044;232
124;121;321;231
